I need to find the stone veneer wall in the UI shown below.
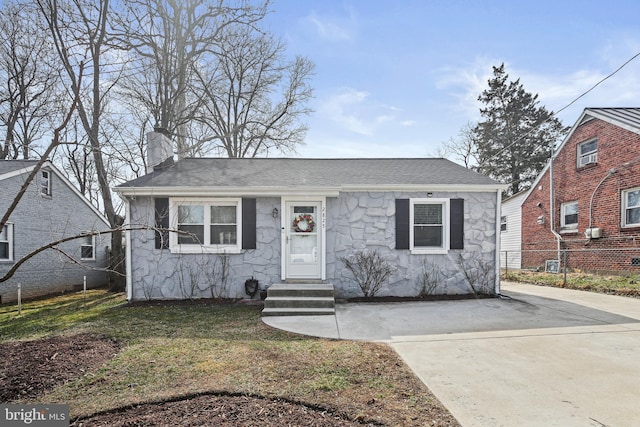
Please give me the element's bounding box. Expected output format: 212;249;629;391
129;196;282;300
326;191;498;298
128;191;498;300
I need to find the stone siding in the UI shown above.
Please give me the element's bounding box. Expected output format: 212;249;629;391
128;191;498;300
129;196;282;300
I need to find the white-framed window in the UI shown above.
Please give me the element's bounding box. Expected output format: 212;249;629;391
577;139;598;167
0;223;13;261
622;188;640;228
169;198;242;254
80;233;95;260
560;201;578;231
500;215;507;232
40;170;51;196
410;198;449;254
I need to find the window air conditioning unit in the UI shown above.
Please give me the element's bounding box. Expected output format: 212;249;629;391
585;227;602;239
579;153;598;167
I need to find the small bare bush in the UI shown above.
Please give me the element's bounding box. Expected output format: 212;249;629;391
418;259;443;297
340;249;394;297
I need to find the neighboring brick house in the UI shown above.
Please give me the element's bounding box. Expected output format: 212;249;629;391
521;108;640;273
0;160;111;303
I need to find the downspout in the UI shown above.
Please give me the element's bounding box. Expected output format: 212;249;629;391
549;156;562;261
124;196;133;301
495;189;502;294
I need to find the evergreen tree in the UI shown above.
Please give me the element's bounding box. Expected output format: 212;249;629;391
473;64;568;195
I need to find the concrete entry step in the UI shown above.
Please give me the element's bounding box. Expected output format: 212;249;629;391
262;283;335;316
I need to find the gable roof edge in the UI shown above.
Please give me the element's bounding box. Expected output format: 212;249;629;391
1;161;110;228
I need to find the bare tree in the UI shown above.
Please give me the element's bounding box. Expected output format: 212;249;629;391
116;0;268;157
194;24;314;157
37;0;127;289
436;122;477;168
0;1;58;160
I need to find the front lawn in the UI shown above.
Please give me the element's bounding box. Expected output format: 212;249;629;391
0;289;458;426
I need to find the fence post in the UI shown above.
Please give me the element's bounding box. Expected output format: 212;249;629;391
17;283;21;315
562;250;567;287
504;251;508;278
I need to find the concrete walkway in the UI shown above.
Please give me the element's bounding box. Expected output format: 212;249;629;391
263;282;640;426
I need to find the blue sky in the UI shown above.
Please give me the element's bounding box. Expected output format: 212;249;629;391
263;0;640;159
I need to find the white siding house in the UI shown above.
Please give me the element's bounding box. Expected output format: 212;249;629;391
500;191;526;270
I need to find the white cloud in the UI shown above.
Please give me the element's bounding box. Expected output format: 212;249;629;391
436;52;640;126
305;8;357;42
318;87;403;136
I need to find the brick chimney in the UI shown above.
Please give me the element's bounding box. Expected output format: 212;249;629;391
147;128;174;173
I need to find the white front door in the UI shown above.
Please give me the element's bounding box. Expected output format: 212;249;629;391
284;201;323;279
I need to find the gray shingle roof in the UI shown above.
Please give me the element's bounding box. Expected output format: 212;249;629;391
116;158;500;190
0;160;40;177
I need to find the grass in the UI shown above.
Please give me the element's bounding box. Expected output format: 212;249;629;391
0;289;454;425
502;269;640;297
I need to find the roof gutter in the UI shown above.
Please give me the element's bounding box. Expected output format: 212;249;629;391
113;183;507;198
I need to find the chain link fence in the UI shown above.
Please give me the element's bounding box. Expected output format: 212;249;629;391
502;248;640;278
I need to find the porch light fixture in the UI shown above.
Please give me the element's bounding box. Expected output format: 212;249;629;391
272;207;279;218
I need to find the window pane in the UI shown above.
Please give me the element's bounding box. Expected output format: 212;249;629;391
627;190;640;209
211;206;236;224
564;203;578;215
178;206;203;224
211;225;237;244
564;214;578;225
414;204;442;225
0;242;7;259
580;140;597;154
178;225;204;244
563;203;578;225
414;226;443;247
81;246;94;259
294;206;315;214
627;207;640;225
0;225;6;240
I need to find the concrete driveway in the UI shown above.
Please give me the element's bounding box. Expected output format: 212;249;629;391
263;282;640;426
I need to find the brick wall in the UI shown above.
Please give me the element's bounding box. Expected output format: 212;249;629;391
522;118;640;273
0;167;110;303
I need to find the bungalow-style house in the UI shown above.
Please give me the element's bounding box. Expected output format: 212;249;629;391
520;108;640;272
0;160;111;303
115;131;505;304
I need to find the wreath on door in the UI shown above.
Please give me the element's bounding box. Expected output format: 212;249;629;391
293;214;315;232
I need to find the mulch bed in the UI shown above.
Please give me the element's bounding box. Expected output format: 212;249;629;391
0;333;120;402
0;334;380;426
71;393;379;426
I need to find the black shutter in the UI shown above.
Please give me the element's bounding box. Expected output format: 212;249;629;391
242;198;256;249
450;198;464;250
395;199;410;249
154;198;170;249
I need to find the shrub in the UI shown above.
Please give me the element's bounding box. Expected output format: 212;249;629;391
340;249;394;297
